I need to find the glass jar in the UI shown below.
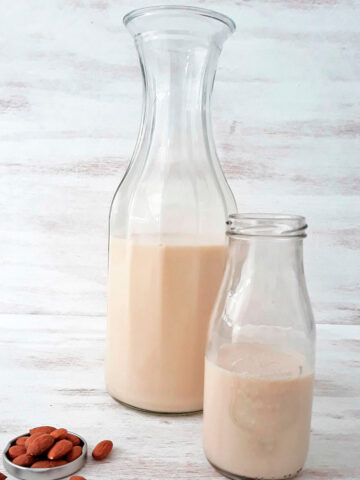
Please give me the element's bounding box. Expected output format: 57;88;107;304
203;214;316;479
106;6;237;414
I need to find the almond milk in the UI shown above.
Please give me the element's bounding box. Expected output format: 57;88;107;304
106;235;227;413
203;342;314;479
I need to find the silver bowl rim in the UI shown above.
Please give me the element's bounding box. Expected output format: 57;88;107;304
2;430;87;479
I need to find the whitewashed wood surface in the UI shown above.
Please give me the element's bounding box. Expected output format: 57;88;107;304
0;0;359;479
0;317;359;479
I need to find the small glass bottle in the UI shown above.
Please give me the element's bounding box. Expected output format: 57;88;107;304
106;7;237;414
203;214;316;480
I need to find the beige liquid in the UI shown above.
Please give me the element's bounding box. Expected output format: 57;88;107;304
106;235;227;413
203;343;314;479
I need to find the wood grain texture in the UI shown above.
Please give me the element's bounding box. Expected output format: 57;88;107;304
0;316;359;479
0;1;359;479
0;0;359;323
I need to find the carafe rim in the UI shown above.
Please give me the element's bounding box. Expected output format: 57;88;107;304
123;5;236;33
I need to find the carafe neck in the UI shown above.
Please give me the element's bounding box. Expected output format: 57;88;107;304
136;35;218;162
125;7;235;168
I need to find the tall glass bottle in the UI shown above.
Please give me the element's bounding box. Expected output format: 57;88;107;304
106;6;237;413
204;214;316;479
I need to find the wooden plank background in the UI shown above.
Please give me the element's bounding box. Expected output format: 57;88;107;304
1;0;359;324
0;0;359;478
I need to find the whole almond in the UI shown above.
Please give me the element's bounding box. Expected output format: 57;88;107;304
27;433;55;456
16;436;29;446
25;432;42;449
70;477;86;480
30;426;55;436
31;460;67;468
66;433;81;446
92;440;113;461
31;460;54;469
66;446;82;462
13;454;36;467
50;460;67;467
0;473;7;480
47;439;73;460
8;445;26;459
51;428;68;441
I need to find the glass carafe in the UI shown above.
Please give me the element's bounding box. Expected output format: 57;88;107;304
106;6;237;414
204;214;316;479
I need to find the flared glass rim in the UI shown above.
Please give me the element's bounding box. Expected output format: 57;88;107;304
227;213;308;238
123;5;236;33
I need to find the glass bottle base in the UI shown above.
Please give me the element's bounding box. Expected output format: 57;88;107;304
109;393;202;416
208;459;302;480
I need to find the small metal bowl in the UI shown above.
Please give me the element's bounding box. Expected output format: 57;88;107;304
3;431;87;480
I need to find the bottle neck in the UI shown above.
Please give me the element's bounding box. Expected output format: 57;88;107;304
135;35;220;166
228;236;306;292
214;216;314;362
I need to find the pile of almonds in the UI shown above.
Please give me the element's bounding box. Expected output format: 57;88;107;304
2;425;113;480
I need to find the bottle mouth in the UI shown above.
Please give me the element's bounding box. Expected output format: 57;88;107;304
227;213;308;238
123;5;236;36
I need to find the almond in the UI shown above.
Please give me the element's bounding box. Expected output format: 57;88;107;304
16;436;29;446
31;460;54;469
65;445;82;462
70;477;86;480
27;433;55;456
8;445;26;459
51;428;68;441
66;433;81;446
92;440;113;461
47;439;73;460
13;454;36;467
0;473;7;479
50;460;68;467
31;460;67;468
25;432;42;448
29;426;55;436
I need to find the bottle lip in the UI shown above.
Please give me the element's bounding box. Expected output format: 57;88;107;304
227;213;308;238
123;5;236;33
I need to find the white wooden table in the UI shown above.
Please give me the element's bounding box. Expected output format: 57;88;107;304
1;0;359;479
0;317;359;479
